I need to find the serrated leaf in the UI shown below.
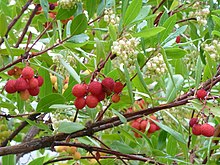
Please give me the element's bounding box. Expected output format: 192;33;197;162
123;0;142;26
57;121;85;133
165;74;184;102
133;27;165;38
165;48;187;59
36;93;66;112
59;58;81;83
0;12;7;37
28;157;45;165
152;120;186;144
70;14;87;35
160;14;177;42
40;0;49;19
124;65;134;104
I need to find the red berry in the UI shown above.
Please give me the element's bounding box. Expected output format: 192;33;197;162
7;69;15;76
111;93;120;103
21;66;34;79
85;95;99;108
28;86;40;96
192;124;201;136
88;81;103;96
135;118;142;123
189;118;198;127
149;115;158;124
20;90;30;100
131;121;140;130
148;123;157;133
113;82;124;94
201;123;215;137
102;77;115;93
72;84;87;97
74;97;86;109
29;78;39;89
196;89;207;100
5;80;17;93
37;76;44;87
176;36;181;43
15;78;28;91
96;91;106;101
140;120;149;132
134;132;142;138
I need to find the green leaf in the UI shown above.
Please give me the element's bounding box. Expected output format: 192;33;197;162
28;157;45;165
25;119;52;133
68;33;89;43
36;93;66;112
160;14;177;42
59;58;81;83
111;141;136;154
135;61;152;101
162;25;188;46
212;15;220;27
123;0;142;26
133;27;165;38
0;12;7;37
86;0;98;18
165;48;187;59
166;136;177;156
165;74;184;102
132;5;151;23
0;48;25;56
2;154;15;165
57;121;85;133
38;63;53;98
212;30;220;37
112;109;127;123
57;7;77;20
40;0;49;19
152;120;186;144
124;65;134;104
70;14;87;35
195;56;203;88
109;24;117;41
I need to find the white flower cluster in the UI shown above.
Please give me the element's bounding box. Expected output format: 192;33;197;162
143;53;166;78
58;0;78;9
111;37;139;73
103;8;120;25
189;2;210;26
184;51;198;71
203;40;220;61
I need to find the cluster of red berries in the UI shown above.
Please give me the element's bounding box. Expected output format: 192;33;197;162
36;2;57;15
196;89;207;100
5;66;44;100
7;66;23;78
72;77;124;109
130;115;160;138
189;118;215;137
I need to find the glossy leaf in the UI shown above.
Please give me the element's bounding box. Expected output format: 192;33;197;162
70;14;87;35
165;48;187;59
133;27;165;38
0;12;7;37
57;121;85;133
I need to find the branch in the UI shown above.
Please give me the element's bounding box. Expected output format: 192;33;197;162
0;67;219;156
153;0;167;14
0;0;33;46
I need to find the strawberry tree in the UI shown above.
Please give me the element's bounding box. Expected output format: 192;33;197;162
0;0;220;165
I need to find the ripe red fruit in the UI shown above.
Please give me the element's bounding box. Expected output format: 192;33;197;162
29;78;39;89
201;123;215;137
176;36;181;43
20;90;30;100
74;97;86;109
37;76;44;87
189;118;198;127
148;123;157;133
7;69;15;76
85;95;99;108
88;81;103;96
196;89;207;100
192;124;201;136
149;115;158;124
72;84;87;97
131;121;140;130
102;77;115;92
111;93;120;103
15;78;28;91
140;120;149;132
113;82;124;94
22;66;34;79
28;87;40;96
96;91;106;101
5;80;17;93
